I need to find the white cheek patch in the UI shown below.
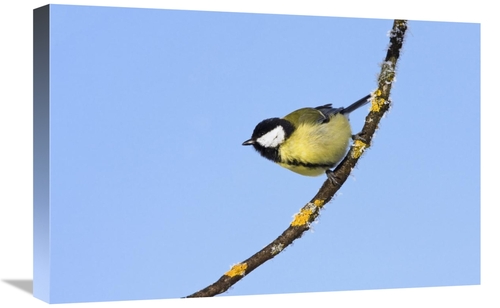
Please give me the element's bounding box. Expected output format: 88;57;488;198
256;125;286;148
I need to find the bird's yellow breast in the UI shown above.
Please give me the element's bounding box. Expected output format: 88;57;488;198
278;114;352;176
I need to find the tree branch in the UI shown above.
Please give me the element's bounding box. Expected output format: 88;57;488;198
185;19;408;298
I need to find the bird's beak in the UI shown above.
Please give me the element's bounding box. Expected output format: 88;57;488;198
242;139;254;146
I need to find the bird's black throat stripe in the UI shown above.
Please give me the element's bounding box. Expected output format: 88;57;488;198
281;159;335;169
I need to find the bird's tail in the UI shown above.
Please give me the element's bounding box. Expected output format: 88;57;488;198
341;94;371;115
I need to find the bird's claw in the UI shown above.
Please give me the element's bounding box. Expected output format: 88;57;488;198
326;169;340;185
352;132;367;143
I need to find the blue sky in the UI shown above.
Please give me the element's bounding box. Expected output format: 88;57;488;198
1;1;497;308
40;5;480;302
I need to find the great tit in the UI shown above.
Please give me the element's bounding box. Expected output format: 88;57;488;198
242;94;371;180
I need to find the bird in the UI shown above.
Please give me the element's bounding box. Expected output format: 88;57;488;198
242;94;371;182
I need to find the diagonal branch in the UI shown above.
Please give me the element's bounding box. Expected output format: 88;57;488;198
186;19;408;298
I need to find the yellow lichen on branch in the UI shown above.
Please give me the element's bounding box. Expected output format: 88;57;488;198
370;89;386;112
225;263;248;277
313;199;325;208
351;139;367;159
291;208;314;227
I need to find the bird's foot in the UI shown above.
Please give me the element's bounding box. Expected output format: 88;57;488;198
326;169;341;185
352;132;367;143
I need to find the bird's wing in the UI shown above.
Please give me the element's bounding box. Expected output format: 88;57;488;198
284;106;338;125
314;104;345;120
